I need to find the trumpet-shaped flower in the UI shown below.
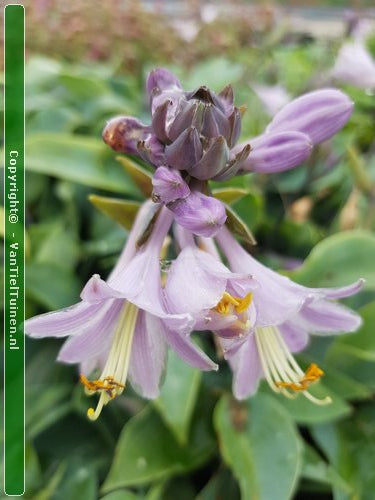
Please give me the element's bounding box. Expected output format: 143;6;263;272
25;202;217;420
215;228;363;402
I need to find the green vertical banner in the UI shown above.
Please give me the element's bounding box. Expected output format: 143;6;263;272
4;4;25;496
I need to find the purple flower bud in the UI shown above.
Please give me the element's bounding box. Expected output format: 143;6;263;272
102;116;150;154
233;131;313;174
201;104;230;140
188;136;229;180
218;84;235;115
146;68;182;95
165;127;203;170
266;89;354;144
152;100;172;144
152;166;190;204
169;191;227;237
137;135;166;166
168;101;204;142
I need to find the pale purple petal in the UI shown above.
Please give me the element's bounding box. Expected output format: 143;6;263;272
266;89;354;144
314;278;365;299
225;334;262;400
279;321;309;352
152;166;190;204
58;299;122;363
25;301;103;338
169;191;227;237
165;246;229;314
331;41;375;89
81;274;123;303
233;131;312;173
128;311;168;399
164;328;218;371
298;300;362;334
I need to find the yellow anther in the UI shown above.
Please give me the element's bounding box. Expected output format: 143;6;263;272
80;374;124;398
275;363;324;392
234;293;253;314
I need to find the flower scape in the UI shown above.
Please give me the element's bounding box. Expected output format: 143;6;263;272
25;68;364;421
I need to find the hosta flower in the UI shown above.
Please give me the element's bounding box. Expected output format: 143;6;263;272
167;225;363;404
25;202;216;420
331;41;375;90
215;228;363;402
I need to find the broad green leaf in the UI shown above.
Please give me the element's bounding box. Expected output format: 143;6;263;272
25;133;137;194
89;194;141;230
102;406;214;492
301;444;351;494
327;302;375;362
212;187;248;205
197;469;240;500
116;156;153;198
53;464;98;500
26;262;81;309
312;405;375;500
33;463;67;500
25;442;43;494
214;393;302;500
230;192;264;231
154;349;201;446
290;230;375;289
59;72;109;98
26;384;71;439
31;222;80;272
225;204;257;247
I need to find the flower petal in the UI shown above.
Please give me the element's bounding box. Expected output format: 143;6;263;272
266;88;354;145
234;131;312;174
57;299;122;363
25;301;103;338
225;334;262;400
298;299;362;334
164;328;218;371
279;321;309;352
128;311;168;399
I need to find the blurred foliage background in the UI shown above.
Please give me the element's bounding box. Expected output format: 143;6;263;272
1;0;375;498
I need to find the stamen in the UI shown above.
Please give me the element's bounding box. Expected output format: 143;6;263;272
235;293;253;314
80;302;138;420
255;326;331;405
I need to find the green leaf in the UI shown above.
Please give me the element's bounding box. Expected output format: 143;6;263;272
312;405;375;500
214;393;302;500
154;349;201;446
301;443;351;494
230;192;264;231
26;262;81;309
116;156;153;198
52;464;98;500
327;301;375;362
89;194;141;230
290;230;375;289
102;406;214;492
212;187;248;205
225;204;257;247
25;133;137;194
26;384;71;438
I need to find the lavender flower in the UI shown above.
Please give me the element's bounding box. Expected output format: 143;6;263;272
25;202;217;420
216;228;363;403
331;41;375;90
166;226;363;404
